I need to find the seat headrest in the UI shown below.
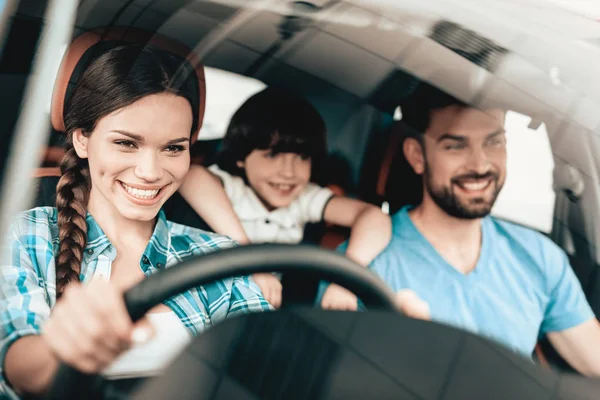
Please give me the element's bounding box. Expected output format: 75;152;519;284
51;27;206;142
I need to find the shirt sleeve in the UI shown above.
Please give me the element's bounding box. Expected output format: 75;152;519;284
228;275;273;316
193;235;273;322
208;164;246;205
0;217;52;399
540;242;595;334
297;183;335;224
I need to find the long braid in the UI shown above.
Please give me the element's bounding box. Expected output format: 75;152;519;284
55;143;90;296
52;44;200;296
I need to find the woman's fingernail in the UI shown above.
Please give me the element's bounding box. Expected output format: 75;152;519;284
131;327;151;344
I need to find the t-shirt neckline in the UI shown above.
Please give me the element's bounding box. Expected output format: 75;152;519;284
396;206;492;284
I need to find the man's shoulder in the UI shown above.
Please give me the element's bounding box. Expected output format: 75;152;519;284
487;216;564;259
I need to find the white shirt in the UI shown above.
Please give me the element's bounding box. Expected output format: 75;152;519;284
92;262;191;379
102;312;191;379
209;165;334;244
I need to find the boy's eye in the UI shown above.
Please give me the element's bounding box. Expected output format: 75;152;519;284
114;140;136;149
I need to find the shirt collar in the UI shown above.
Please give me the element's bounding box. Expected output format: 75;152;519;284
142;209;170;272
83;210;170;272
84;212;114;262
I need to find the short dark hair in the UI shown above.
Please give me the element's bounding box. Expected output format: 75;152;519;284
400;82;467;139
216;87;327;180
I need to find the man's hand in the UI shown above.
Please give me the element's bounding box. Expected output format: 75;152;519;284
321;283;358;311
396;289;430;320
252;273;282;308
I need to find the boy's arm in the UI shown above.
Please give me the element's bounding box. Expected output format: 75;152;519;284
323;197;392;266
319;197;391;311
179;165;250;244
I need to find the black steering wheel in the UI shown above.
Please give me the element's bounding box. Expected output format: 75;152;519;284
45;244;398;400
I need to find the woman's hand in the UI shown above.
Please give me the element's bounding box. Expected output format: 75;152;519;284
41;278;154;374
252;273;282;309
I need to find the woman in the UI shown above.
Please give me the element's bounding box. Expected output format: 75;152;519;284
0;43;269;398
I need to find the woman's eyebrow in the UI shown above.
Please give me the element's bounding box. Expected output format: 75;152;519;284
167;137;189;145
111;131;189;145
112;130;144;141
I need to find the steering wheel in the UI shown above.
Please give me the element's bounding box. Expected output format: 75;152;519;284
45;244;398;400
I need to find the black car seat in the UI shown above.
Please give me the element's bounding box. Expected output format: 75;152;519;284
358;121;422;215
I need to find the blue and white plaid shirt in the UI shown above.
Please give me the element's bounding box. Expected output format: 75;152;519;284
0;207;271;399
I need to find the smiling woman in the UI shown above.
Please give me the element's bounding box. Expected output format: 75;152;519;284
0;40;270;399
74;93;193;223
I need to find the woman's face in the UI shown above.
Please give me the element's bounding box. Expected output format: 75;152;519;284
73;93;193;222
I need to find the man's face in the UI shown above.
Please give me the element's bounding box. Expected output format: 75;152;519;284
409;105;507;219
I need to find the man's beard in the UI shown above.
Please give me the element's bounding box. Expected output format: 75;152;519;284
424;168;503;220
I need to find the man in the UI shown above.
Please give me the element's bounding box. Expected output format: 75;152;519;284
341;82;600;375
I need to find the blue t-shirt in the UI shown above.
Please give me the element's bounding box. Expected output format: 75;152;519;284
323;206;595;357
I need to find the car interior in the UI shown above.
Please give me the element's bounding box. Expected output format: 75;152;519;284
2;0;600;398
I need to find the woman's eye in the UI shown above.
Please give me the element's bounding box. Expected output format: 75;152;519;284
165;145;185;154
114;140;136;149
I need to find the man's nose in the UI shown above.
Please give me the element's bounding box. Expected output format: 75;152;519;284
466;147;492;175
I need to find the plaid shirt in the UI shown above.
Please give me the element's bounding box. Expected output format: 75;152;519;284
0;207;270;399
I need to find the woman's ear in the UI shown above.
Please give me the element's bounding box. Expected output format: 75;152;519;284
403;137;425;175
72;129;89;159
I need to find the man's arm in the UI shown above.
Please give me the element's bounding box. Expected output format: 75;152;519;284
547;318;600;376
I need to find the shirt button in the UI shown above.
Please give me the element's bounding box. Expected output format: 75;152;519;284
157;263;164;268
142;256;150;264
87;249;94;255
265;219;271;224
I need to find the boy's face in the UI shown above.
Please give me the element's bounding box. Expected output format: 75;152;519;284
238;149;312;210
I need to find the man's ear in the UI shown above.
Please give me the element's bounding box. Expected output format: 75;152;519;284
236;160;245;169
403;137;425;175
72;129;89;159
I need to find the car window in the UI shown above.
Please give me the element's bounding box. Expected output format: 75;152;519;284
199;67;266;141
491;111;555;233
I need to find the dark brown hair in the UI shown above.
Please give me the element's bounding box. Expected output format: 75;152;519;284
55;44;199;295
216;87;327;183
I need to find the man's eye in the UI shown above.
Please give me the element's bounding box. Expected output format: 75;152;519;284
165;145;185;154
445;143;465;150
114;140;136;149
487;137;505;147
